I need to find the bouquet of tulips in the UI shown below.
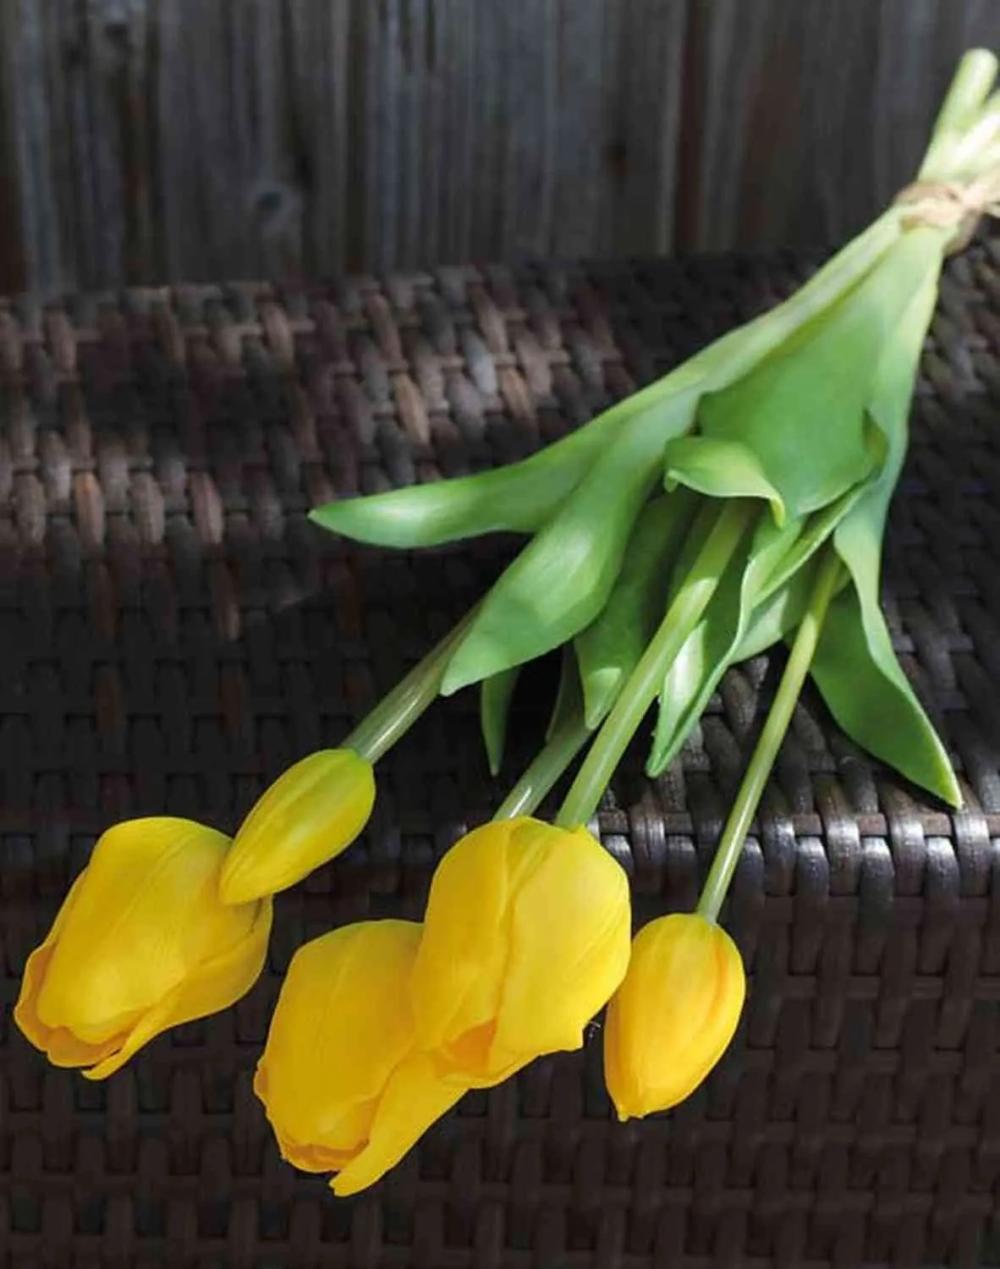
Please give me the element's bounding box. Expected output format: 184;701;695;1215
16;51;1000;1195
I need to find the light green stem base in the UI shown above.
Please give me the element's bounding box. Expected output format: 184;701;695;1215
492;713;593;820
554;498;755;828
344;607;476;763
696;550;843;922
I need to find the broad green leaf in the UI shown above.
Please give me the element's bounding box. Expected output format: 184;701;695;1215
480;667;520;776
649;229;958;796
440;392;698;695
309;408;622;547
574;491;698;727
810;584;960;806
735;561;821;661
647;481;865;776
664;436;786;526
662;213;900;397
646;229;945;779
441;216;923;700
647;562;823;777
755;473;873;607
647;508;801;775
310;212;904;554
309;356;705;549
696;230;945;519
817;233;960;807
839;229;946;539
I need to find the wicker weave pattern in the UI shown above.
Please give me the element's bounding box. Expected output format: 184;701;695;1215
2;250;1000;1266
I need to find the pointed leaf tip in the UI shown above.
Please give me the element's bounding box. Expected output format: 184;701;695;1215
811;577;962;808
480;668;520;775
583;668;622;729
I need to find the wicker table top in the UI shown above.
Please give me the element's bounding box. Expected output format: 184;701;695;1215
2;247;1000;1267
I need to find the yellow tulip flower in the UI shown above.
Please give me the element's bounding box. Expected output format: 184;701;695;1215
15;817;272;1081
255;920;464;1197
220;748;375;903
411;816;631;1084
604;912;745;1120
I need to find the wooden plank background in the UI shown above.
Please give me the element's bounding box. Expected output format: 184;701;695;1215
0;0;998;295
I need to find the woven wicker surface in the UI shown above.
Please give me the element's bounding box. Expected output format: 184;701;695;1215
2;246;1000;1268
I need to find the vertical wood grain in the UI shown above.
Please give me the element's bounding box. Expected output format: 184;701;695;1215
285;0;351;275
0;1;30;291
0;0;998;293
679;0;1000;251
601;0;687;254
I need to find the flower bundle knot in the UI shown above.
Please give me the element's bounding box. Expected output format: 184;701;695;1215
894;168;1000;252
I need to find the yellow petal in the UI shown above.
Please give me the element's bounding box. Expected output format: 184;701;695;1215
490;822;631;1065
332;1052;465;1196
431;1044;531;1092
604;914;745;1120
14;872;90;1057
220;749;375;903
36;818;248;1042
275;1130;359;1174
47;1027;124;1068
409;820;515;1052
254;1065;361;1173
256;920;420;1154
83;895;272;1080
411;818;631;1081
16;874;151;1070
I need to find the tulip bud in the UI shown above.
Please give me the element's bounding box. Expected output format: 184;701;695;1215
220;749;375;904
255;920;464;1197
411;816;631;1084
604;913;745;1120
15;818;271;1081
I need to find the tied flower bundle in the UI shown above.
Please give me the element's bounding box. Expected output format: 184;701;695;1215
16;51;1000;1192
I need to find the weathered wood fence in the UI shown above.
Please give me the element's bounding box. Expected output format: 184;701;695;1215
0;0;997;293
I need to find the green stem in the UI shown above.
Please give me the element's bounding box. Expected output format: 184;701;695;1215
554;498;756;828
919;49;998;180
696;550;843;922
493;711;593;820
344;607;476;763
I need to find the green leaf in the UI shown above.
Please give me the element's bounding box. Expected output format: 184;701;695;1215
663;213;901;397
308;355;702;550
646;508;786;775
844;231;946;533
649;232;959;800
646;230;947;780
816;241;960;807
754;465;876;606
650;596;740;777
441;392;698;695
696;230;946;520
736;559;823;661
546;647;585;741
810;584;960;806
647;496;856;777
574;491;698;727
480;667;520;776
664;436;786;526
309;413;616;547
918;50;999;181
310;202;910;555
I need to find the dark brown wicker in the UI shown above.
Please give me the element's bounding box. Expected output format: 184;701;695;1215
2;245;1000;1268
